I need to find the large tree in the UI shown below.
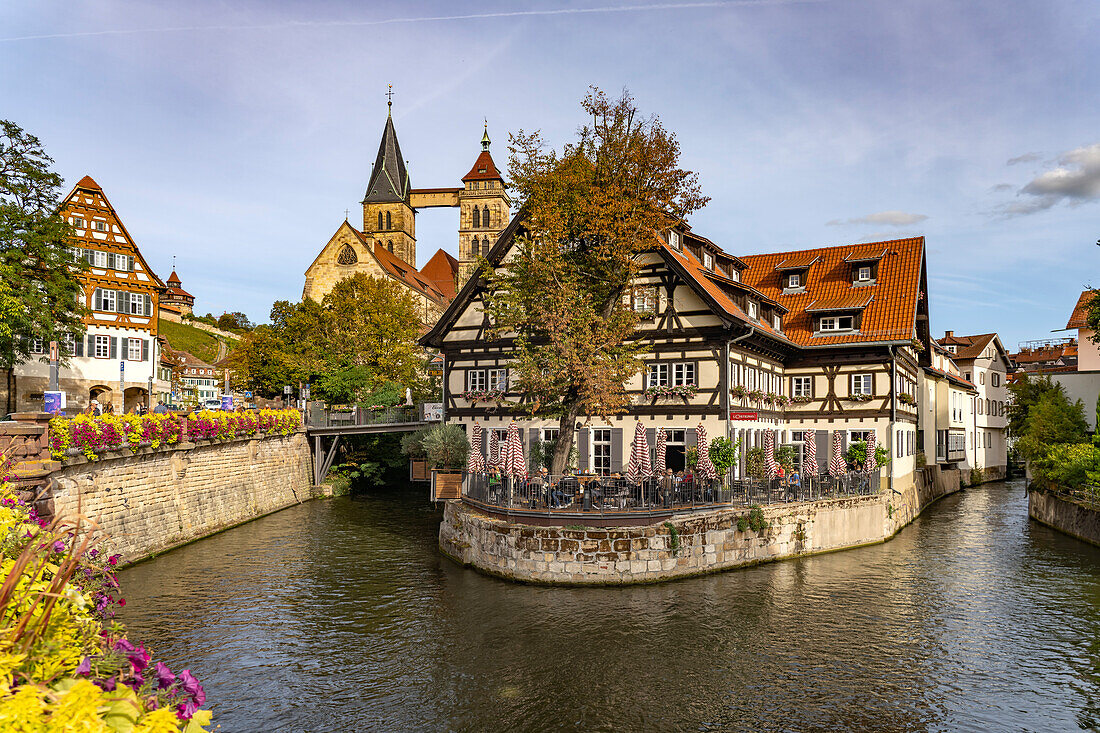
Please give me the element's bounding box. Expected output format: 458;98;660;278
0;120;87;410
481;88;708;474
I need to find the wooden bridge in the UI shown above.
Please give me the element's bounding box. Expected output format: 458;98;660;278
306;404;440;485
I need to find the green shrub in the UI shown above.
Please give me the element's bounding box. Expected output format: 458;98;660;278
663;521;680;555
746;447;766;482
401;426;432;459
737;504;769;533
423;423;469;469
845;441;891;470
709;437;739;476
1029;442;1100;489
969;465;984;486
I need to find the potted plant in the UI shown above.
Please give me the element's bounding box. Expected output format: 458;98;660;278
747;388;764;402
401;426;432;481
731;385;747;399
424;424;470;501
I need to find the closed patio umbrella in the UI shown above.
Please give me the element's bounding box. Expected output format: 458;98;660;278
626;421;652;483
829;430;845;478
864;430;877;472
503;421;527;479
695;424;718;480
488;429;501;469
467;423;486;473
653;428;667;475
803;429;817;476
764;431;778;478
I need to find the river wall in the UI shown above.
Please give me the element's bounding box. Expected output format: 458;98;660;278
1028;488;1100;547
439;466;962;585
49;431;313;563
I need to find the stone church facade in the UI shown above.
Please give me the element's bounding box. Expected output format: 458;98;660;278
302;102;511;323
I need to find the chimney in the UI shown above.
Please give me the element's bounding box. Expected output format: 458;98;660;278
944;330;953;338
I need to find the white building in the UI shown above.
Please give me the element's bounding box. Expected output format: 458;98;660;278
939;332;1010;479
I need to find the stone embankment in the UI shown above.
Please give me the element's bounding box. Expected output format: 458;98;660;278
440;467;961;585
1028;488;1100;546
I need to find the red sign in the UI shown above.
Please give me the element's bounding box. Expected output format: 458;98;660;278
729;411;759;421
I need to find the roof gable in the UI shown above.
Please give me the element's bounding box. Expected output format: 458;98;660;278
1067;290;1095;330
420;249;460;300
462;150;503;182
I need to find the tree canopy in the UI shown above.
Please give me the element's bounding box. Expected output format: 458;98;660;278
225;273;426;403
0;120;86;380
481;87;708;473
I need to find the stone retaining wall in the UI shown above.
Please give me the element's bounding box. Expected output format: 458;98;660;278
49;432;313;563
440;467;962;585
1028;488;1100;547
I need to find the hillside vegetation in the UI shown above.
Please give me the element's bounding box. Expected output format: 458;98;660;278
159;318;238;364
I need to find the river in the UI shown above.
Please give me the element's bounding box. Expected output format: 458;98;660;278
118;480;1100;732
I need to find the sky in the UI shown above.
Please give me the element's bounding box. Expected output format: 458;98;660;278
2;0;1098;350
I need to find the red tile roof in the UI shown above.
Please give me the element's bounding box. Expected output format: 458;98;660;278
462;151;503;182
923;365;978;393
420;249;460;300
774;254;821;270
842;245;888;262
363;236;449;306
739;237;924;346
1067;291;1096;330
938;332;996;361
806;293;874;312
75;175;101;190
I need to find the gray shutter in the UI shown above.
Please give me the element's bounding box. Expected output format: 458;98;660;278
646;428;655;453
87;335;95;356
145;294;152;315
686;429;698;449
577;428;589;472
142;339;149;361
74;337;84;357
128;256;135;271
528;427;540;466
815;431;828;475
611;427;624;473
93;289;102;311
109;337;117;359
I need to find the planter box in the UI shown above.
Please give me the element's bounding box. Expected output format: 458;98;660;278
431;469;463;502
410;460;429;482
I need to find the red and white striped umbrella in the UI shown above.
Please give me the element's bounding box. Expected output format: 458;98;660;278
803;429;818;475
864;430;877;472
695;424;718;479
763;431;778;478
626;421;652;483
487;429;501;469
467;423;486;473
503;421;527;479
653;428;667;475
829;430;845;477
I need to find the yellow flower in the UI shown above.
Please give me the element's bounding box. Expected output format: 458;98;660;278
0;684;47;732
46;679;106;731
132;706;181;733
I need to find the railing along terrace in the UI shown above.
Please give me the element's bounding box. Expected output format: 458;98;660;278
308;404;422;429
463;468;883;520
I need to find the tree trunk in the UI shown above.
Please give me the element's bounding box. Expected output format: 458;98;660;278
550;400;584;475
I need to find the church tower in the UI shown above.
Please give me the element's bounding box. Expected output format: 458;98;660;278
362;99;417;266
457;124;511;285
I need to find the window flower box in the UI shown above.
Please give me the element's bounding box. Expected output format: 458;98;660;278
463;389;505;404
747;389;765;402
645;384;697;399
791;395;813;404
846;393;874;403
731;385;747;399
898;392;916;406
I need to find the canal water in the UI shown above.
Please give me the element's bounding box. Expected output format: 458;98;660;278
119;480;1100;732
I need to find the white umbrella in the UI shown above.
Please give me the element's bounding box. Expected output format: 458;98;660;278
467;423;486;473
864;430;877;472
654;428;667;475
694;424;718;480
803;429;818;475
503;421;527;479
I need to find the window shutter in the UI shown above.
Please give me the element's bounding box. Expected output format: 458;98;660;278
577;428;589;472
610;428;624;473
528;428;540;467
145;294;152;315
815;431;829;475
646;429;656;453
74;338;84;357
142;339;149;361
93;289;102;311
109;337;117;359
686;429;698;449
87;335;95;356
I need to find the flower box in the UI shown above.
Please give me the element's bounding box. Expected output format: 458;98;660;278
463;389;505;404
644;384;697;400
846;393;874;403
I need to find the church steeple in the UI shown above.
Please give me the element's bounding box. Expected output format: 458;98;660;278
362;89;417;267
457;122;510;286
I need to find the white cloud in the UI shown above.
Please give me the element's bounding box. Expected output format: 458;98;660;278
826;210;929;227
1007;152;1041;165
1002;143;1100;216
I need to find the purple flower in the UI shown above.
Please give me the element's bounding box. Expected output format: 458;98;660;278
125;671;145;690
75;657;92;676
113;638;136;653
96;676;117;692
108;554;121;566
176;699;199;720
178;669;202;699
52;540;65;553
154;662;175;690
128;645;150;673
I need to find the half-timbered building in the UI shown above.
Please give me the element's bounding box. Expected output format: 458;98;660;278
6;176;166;413
421;216;933;494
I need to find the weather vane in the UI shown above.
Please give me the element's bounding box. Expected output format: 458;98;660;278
387;84;394;108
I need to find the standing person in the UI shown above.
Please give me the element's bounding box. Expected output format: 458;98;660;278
154;400;168;414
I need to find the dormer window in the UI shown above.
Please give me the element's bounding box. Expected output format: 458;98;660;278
819;315;854;331
747;301;758;320
703;252;713;270
857;266;872;282
668;231;681;251
788;273;801;288
731;269;740;282
773;315;781;330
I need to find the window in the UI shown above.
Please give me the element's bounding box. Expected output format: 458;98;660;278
747;301;758;320
668;231;681;250
992;373;1000;387
484;208;491;228
857;266;871;282
788;273;801;288
92;250;108;268
730;268;740;282
70;216;84;228
964;372;971;382
378;212;384;230
95;288;116;313
94;335;110;358
632;287;657;314
387;241;393;253
488;368;508;391
819;315;855;332
93;220;107;232
672;362;695;386
703;252;713;270
481;238;490;257
541;428;559;445
30;338;44;354
127;338;143;361
978;399;983;415
980;373;985;385
791;376;812;397
62;333;75;355
386;211;392;230
593;428;612;475
851;373;873;395
646;363;669;388
467;370;487;392
849;430;872;443
773;315;781;330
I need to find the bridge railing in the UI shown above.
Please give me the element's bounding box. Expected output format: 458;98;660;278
462;468;883;520
307;403;437;429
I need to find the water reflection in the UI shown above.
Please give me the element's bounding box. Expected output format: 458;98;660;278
119;481;1100;731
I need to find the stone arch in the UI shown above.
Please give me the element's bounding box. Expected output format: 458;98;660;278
337;244;358;265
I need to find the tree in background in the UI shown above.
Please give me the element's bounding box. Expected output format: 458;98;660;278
1006;374;1064;438
1018;388;1088;457
481;88;708;474
216;311;253;334
1083;289;1100;344
0;120;87;410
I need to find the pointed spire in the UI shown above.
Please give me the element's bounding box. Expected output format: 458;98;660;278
362;94;411;204
482;120;491;151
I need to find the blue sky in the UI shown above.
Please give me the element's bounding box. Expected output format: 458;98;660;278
2;0;1098;349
